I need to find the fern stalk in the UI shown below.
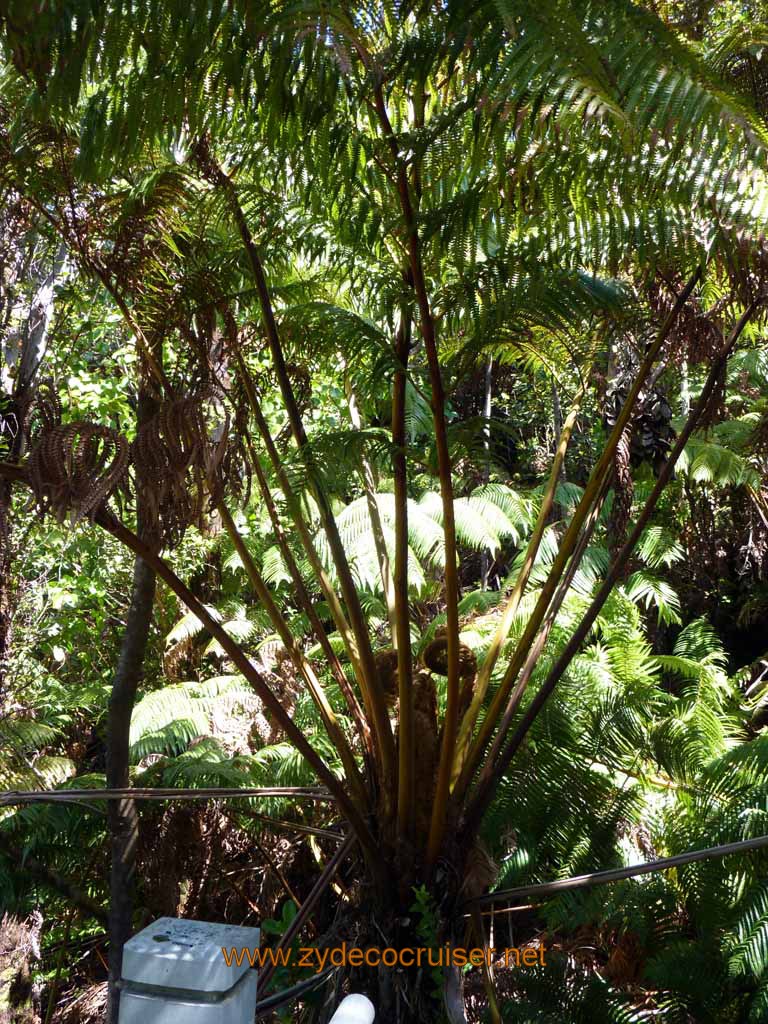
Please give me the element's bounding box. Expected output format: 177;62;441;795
371;83;462;863
216;501;369;811
464;297;762;835
97;511;379;861
345;374;398;640
456;267;702;797
205;155;396;795
230;339;388;771
393;314;415;839
452;384;586;782
476;473;611;793
241;431;371;753
230;342;358;661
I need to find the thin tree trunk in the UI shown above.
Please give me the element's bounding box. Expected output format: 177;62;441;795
0;240;67;694
106;375;158;1024
15;242;67;397
106;555;156;1024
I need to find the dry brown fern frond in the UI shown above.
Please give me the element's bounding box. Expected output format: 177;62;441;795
459;838;499;901
33;379;62;433
698;362;728;429
133;387;246;547
648;276;723;366
27;420;130;524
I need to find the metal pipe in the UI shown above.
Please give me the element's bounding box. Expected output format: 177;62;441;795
0;786;333;806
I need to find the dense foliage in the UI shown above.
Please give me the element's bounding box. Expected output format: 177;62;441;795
3;1;768;1021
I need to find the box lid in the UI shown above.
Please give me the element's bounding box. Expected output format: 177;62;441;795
121;917;261;992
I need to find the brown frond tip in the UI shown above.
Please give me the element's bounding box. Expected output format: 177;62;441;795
647;277;722;365
190;135;225;187
133;387;247;547
34;379;63;432
27;421;130;525
698;363;728;429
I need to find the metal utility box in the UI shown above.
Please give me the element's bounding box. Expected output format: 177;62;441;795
118;917;260;1024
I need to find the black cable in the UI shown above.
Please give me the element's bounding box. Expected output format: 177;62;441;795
463;832;768;911
254;967;337;1016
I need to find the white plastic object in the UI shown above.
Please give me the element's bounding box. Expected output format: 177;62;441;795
117;917;260;1024
329;993;376;1023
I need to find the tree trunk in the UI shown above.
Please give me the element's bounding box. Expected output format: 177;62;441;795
0;240;67;695
105;379;158;1023
105;557;155;1019
105;556;156;1023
